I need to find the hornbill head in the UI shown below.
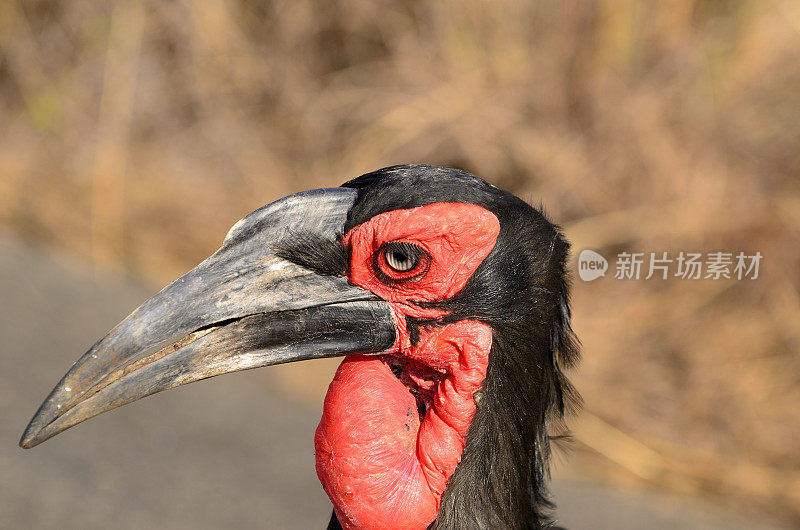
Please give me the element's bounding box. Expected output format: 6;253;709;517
21;165;579;530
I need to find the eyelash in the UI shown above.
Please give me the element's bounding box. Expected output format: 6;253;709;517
373;242;431;284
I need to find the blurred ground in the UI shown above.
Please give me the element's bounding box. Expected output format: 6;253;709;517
1;0;799;527
0;237;789;529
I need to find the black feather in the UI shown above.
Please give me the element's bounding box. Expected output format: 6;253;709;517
326;511;344;530
275;232;349;276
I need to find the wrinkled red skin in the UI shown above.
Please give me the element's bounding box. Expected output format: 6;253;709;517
315;203;499;530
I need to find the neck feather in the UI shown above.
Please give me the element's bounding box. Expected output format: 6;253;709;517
430;333;575;530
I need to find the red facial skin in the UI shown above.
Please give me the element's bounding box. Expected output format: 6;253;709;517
314;203;500;530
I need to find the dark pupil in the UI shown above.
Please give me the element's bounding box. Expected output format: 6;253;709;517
386;246;417;272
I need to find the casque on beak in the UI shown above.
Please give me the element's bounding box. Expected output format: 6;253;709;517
20;187;396;449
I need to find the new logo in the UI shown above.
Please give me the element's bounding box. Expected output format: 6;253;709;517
578;249;608;282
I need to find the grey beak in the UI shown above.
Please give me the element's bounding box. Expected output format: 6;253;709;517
20;188;396;449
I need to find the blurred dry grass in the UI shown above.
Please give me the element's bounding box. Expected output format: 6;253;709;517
1;0;798;525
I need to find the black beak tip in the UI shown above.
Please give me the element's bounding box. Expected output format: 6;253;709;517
19;425;40;449
19;402;58;449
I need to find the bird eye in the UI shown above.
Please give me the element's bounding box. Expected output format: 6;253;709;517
385;245;419;272
375;242;430;283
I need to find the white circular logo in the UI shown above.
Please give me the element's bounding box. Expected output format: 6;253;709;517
578;249;608;281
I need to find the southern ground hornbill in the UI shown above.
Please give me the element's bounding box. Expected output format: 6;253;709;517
21;164;580;529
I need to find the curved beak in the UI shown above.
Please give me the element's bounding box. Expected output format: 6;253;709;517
20;187;396;449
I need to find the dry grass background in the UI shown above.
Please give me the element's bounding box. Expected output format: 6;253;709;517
1;0;798;526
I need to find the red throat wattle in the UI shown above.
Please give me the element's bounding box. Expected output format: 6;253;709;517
314;203;499;530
